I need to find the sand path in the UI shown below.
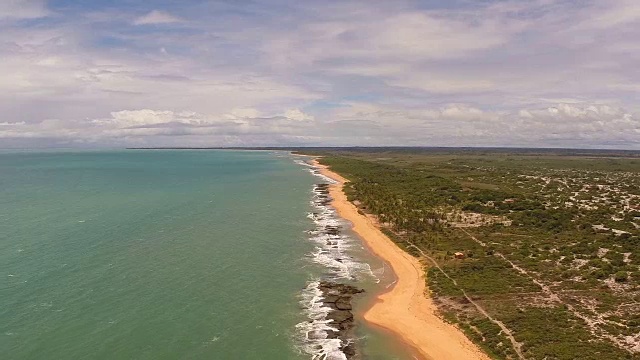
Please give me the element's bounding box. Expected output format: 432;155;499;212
314;160;490;360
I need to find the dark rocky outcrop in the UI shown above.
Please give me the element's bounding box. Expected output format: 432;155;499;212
325;225;340;236
314;183;332;206
318;281;365;359
310;182;364;358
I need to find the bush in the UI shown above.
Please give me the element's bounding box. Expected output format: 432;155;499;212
614;271;628;282
591;269;607;280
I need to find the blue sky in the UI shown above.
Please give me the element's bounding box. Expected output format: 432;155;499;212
1;0;639;148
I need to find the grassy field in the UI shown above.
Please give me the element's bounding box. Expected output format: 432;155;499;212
297;148;640;360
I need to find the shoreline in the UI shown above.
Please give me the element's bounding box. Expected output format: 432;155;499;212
312;159;491;360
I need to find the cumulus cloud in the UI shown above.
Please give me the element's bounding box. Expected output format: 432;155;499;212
317;102;640;148
2;102;637;149
440;105;490;121
265;9;521;67
0;1;639;148
133;10;182;25
284;109;314;121
94;110;203;127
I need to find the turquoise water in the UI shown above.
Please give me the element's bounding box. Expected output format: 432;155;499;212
0;150;408;359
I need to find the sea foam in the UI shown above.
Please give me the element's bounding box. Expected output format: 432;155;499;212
294;158;375;359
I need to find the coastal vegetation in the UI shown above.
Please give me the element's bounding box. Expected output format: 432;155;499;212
300;149;640;360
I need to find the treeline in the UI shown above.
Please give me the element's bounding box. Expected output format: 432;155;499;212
325;156;459;232
321;155;578;235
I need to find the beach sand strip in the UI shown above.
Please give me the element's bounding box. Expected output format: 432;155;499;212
313;159;491;360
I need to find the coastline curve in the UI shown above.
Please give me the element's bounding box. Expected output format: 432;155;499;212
312;158;491;360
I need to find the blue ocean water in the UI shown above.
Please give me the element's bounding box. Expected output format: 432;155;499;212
0;150;407;359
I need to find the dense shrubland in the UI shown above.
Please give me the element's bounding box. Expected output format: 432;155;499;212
307;150;640;360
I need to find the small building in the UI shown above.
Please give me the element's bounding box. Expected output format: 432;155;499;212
454;252;465;259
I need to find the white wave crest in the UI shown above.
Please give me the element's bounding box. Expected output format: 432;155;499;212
294;159;377;359
295;281;347;360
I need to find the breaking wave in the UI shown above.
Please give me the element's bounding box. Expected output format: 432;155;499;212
294;158;375;360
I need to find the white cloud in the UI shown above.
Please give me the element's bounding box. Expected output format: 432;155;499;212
0;121;26;126
1;102;638;148
264;8;524;77
225;108;262;119
440;105;489;121
578;0;640;29
1;1;640;149
133;10;182;25
318;102;640;148
390;75;496;94
99;110;183;127
0;0;49;20
284;109;314;121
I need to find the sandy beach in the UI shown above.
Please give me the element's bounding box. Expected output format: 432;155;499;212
313;159;490;360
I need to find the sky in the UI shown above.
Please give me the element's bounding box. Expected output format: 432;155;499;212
1;0;639;149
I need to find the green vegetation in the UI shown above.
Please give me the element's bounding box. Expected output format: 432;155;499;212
301;148;640;359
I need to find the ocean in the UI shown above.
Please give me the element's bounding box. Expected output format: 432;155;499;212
0;150;409;359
